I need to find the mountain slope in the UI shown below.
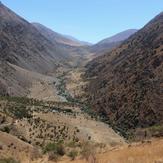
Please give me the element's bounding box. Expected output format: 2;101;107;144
89;29;137;56
98;29;138;44
63;34;92;46
32;23;89;47
85;12;163;136
0;3;72;73
0;3;75;96
33;22;91;66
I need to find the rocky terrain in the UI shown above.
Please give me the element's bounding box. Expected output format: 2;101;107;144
85;12;163;137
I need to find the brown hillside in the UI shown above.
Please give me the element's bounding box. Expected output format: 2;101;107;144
85;12;163;136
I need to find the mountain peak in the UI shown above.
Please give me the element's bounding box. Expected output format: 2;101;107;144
157;11;163;17
0;1;8;9
0;1;29;26
97;29;138;45
145;11;163;26
89;29;138;56
155;11;163;20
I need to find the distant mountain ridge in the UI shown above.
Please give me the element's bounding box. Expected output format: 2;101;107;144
63;34;92;46
97;29;138;44
32;23;91;66
89;29;138;56
32;23;91;47
33;23;137;57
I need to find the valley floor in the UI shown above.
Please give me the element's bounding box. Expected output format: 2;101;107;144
0;67;125;162
1;67;162;163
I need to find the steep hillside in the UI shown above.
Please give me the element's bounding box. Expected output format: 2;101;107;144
89;29;137;56
98;29;138;44
33;23;92;46
33;23;91;66
0;3;81;96
85;12;163;137
32;23;88;47
0;3;71;73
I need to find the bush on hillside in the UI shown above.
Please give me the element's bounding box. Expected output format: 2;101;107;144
43;142;65;156
68;150;78;160
0;158;20;163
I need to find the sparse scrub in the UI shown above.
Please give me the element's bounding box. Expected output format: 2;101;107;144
1;126;10;133
0;158;20;163
110;141;119;147
30;147;41;160
48;152;59;162
43;142;65;156
68;150;78;160
80;142;97;162
148;124;163;137
67;141;77;148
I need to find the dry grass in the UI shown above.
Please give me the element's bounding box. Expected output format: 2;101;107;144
2;132;163;163
57;138;163;163
0;131;39;162
35;111;125;146
66;69;88;99
95;138;163;163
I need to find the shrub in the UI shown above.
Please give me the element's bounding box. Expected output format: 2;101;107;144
0;158;20;163
2;126;10;133
0;144;3;150
30;147;41;160
43;142;65;156
149;124;163;137
10;106;31;119
81;142;96;161
67;141;76;148
48;152;59;162
68;150;78;160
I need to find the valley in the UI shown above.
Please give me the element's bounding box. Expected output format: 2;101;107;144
0;66;125;162
1;62;163;163
0;1;163;163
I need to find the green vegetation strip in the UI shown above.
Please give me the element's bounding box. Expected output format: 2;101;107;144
56;73;98;119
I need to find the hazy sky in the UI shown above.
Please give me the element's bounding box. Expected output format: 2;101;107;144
2;0;163;43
